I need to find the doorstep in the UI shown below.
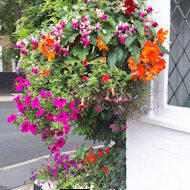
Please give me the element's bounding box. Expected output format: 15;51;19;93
11;184;34;190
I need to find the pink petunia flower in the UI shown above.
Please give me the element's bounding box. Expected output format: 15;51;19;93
45;113;54;121
54;111;68;123
7;114;17;123
32;97;40;109
55;138;65;148
21;120;30;133
53;98;67;109
29;124;38;135
36;108;46;118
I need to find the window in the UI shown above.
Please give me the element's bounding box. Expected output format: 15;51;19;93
168;0;190;107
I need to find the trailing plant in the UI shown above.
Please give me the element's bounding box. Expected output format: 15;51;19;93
7;0;168;189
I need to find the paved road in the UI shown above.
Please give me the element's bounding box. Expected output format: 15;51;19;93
0;101;102;189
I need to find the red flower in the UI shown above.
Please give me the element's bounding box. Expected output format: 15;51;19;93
97;150;104;157
124;0;136;15
82;76;88;80
90;147;94;151
103;166;109;174
116;147;119;150
83;60;88;66
104;148;110;154
78;104;87;110
102;74;110;82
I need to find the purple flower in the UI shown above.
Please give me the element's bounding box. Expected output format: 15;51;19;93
84;0;88;3
53;98;67;109
7;114;17;123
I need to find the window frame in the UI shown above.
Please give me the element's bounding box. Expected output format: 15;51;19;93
141;0;190;133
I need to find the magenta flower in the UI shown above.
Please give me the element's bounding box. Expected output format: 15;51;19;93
7;114;17;123
21;120;30;133
145;25;150;30
29;124;38;135
83;38;89;46
36;108;46;118
64;123;70;135
56;131;63;136
23;95;32;106
118;25;124;31
152;21;158;28
72;23;79;28
13;95;21;102
53;98;67;109
48;145;59;152
32;97;40;109
14;76;24;82
21;50;27;55
139;12;145;18
95;105;102;112
32;68;38;74
147;6;153;13
45;113;54;121
101;15;107;21
55;138;65;148
54;111;68;123
130;28;136;33
118;35;126;44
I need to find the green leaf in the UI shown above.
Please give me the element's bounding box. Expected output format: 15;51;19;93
107;51;118;71
133;20;144;37
117;47;128;63
72;44;90;60
125;35;136;48
68;33;78;43
128;43;141;63
97;30;114;44
158;42;170;54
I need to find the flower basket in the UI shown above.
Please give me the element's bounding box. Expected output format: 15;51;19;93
8;0;168;189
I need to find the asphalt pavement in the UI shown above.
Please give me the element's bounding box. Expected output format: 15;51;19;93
0;101;102;189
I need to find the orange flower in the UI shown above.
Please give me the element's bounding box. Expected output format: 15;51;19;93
46;50;56;61
41;69;50;77
157;28;168;44
128;56;137;71
140;40;160;63
46;38;55;47
39;42;48;55
96;36;109;51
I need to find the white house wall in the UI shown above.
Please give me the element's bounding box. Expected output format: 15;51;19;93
127;0;190;189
